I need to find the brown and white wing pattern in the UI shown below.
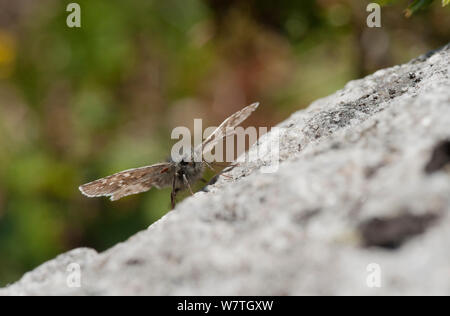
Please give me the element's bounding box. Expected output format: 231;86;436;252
79;163;174;201
196;102;259;155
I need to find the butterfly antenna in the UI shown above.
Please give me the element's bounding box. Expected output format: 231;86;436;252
203;160;216;172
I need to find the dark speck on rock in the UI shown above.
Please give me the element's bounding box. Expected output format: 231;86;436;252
126;258;144;266
359;213;438;249
331;142;341;149
293;208;321;225
424;140;450;174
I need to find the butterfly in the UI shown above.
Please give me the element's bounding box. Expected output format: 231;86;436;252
79;102;259;208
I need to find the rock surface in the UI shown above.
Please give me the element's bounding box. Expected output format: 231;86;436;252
1;44;450;296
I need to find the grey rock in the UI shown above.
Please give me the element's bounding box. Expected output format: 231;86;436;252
1;44;449;296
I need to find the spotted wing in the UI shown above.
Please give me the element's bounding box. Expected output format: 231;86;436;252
79;163;174;201
196;102;259;156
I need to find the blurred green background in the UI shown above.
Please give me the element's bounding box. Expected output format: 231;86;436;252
0;0;448;285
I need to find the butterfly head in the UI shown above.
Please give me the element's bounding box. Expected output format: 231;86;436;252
176;157;204;182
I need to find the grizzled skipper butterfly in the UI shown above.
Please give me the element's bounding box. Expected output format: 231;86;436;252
79;102;259;208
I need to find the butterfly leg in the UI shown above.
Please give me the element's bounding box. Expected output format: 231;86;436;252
171;174;177;208
210;161;231;167
204;161;216;172
204;174;219;187
183;174;194;195
215;163;237;180
221;173;234;180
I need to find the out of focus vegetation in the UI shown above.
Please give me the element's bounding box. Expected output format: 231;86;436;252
0;0;448;285
378;0;449;16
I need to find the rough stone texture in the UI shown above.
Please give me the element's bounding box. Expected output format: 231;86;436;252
1;44;450;296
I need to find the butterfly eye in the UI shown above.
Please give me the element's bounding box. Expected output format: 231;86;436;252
180;160;188;166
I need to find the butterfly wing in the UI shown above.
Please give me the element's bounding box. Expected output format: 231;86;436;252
79;162;174;201
196;102;259;156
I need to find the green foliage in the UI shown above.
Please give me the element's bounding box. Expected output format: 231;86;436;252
377;0;448;16
405;0;435;17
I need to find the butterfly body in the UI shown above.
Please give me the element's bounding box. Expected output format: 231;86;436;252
79;102;259;208
170;155;205;191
